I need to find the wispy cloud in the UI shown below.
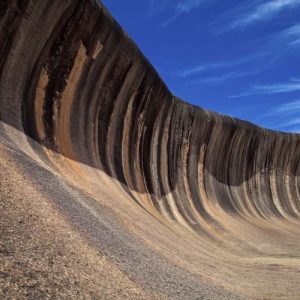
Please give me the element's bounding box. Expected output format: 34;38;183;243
252;82;300;94
258;99;300;132
230;0;300;29
176;52;268;78
290;77;300;82
199;72;242;83
266;99;300;116
193;70;261;84
279;23;300;46
161;0;209;27
178;65;207;77
176;60;243;78
230;78;300;98
176;0;205;12
276;117;300;127
282;23;300;36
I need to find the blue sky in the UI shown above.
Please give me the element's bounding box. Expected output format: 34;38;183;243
102;0;300;133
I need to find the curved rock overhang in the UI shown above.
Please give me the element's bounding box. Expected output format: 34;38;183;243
1;1;300;299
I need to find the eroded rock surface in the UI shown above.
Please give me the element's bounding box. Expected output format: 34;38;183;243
0;1;300;299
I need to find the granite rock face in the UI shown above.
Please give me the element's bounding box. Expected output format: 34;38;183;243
1;1;300;299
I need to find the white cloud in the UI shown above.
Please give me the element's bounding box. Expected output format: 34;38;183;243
259;99;300;132
254;82;300;93
230;0;300;29
176;0;204;12
279;23;300;46
289;39;300;45
230;79;300;98
267;99;300;116
176;52;267;78
290;77;300;82
161;0;209;26
199;72;238;83
277;117;300;127
179;65;207;77
177;61;237;78
193;70;260;84
282;23;300;36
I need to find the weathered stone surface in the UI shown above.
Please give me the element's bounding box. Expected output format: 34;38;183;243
0;1;300;299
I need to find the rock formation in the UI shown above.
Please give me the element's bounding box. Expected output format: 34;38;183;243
1;1;300;299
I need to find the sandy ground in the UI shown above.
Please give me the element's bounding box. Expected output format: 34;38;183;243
0;141;155;299
0;130;242;299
